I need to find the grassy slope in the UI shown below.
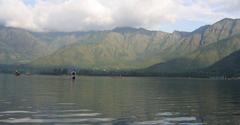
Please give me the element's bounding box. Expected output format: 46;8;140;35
206;49;240;74
144;34;240;73
0;27;48;64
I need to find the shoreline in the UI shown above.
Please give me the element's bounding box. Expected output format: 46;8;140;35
1;73;239;81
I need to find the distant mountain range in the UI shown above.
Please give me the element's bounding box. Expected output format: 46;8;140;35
0;18;240;74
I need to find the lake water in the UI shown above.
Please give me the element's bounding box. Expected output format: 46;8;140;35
0;74;240;125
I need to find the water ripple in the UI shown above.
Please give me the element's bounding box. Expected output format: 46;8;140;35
0;117;114;124
0;111;37;114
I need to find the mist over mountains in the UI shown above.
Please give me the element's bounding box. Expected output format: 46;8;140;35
0;18;240;74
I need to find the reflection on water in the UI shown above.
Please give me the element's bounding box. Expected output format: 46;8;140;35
0;74;240;125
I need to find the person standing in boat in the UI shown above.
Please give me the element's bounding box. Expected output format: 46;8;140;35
71;71;76;80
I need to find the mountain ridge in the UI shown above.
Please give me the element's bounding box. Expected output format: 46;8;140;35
0;18;240;72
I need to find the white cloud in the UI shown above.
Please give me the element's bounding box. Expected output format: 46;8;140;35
33;0;114;31
0;0;37;30
0;0;239;32
208;0;240;12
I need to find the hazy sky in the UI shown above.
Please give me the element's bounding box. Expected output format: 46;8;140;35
0;0;239;32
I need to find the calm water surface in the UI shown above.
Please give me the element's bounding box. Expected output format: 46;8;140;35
0;74;240;125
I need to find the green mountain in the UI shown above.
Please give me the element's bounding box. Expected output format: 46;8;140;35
206;49;240;75
31;18;240;70
0;27;48;64
145;34;240;73
0;27;92;64
1;18;240;72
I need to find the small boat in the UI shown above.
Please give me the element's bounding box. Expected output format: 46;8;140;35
25;72;31;76
15;70;21;76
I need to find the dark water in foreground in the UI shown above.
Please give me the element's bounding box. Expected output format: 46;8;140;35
0;75;240;125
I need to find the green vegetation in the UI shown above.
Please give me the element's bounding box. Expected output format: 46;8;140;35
145;34;240;73
204;49;240;77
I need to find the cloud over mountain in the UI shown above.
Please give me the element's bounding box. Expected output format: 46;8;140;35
0;0;239;32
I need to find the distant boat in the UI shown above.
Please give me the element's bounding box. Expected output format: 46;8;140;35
25;72;31;76
15;70;21;76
